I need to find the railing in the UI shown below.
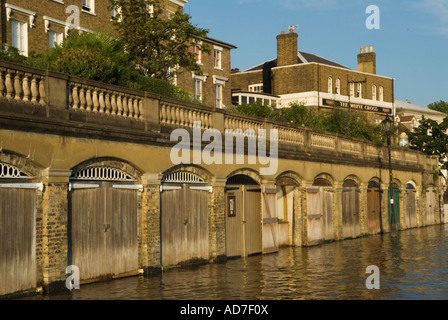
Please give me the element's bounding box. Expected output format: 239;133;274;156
0;60;437;172
69;81;144;120
0;64;46;106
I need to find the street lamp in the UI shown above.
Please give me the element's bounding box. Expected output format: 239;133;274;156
382;114;397;231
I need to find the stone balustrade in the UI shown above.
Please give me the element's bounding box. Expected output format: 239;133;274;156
0;64;46;106
0;60;438;172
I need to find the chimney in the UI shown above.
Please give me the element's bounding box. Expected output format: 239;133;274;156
277;30;298;67
357;45;376;74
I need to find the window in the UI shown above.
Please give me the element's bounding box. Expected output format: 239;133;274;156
193;44;202;64
249;84;263;93
349;82;355;97
11;19;27;56
379;86;384;101
372;85;377;101
356;83;362;98
82;0;94;13
335;78;340;94
215;83;223;108
49;30;63;49
327;77;333;94
214;48;222;69
166;10;174;19
194;78;203;101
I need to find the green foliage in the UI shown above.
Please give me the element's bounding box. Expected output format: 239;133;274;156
408;116;448;170
0;31;195;101
0;46;28;64
229;102;385;143
109;0;209;81
428;100;448;114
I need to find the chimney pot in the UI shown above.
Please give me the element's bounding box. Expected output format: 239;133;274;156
370;45;373;52
281;31;285;34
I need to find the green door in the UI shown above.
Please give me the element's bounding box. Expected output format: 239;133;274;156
387;187;400;231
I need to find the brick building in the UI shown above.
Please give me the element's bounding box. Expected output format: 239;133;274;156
231;28;395;122
0;0;235;108
176;36;236;109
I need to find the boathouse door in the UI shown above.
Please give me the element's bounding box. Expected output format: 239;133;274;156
367;181;381;234
387;184;401;231
342;180;361;239
426;187;436;226
160;171;210;267
69;167;139;282
405;184;417;228
0;163;39;296
262;185;279;254
225;176;262;258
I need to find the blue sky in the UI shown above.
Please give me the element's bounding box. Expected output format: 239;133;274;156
185;0;448;108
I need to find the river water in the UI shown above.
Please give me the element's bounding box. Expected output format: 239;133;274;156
25;224;448;300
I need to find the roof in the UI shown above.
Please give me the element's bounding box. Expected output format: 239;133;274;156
203;36;237;50
395;100;447;117
244;51;350;72
399;115;416;122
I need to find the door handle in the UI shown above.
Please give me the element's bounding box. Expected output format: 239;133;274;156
103;224;110;232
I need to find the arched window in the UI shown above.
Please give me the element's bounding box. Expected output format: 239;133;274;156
379;86;384;101
335;78;341;94
372;85;377;101
328;77;333;94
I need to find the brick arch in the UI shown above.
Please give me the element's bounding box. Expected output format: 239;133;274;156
0;150;42;179
276;171;302;187
161;164;213;184
70;157;143;182
226;168;262;185
313;173;334;187
343;175;361;187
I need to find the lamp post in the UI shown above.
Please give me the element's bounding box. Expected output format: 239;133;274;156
382;114;396;231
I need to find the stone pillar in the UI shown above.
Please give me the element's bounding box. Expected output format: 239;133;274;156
40;168;72;294
141;173;162;275
210;178;227;263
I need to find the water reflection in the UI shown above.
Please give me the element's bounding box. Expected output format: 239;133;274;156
25;224;448;300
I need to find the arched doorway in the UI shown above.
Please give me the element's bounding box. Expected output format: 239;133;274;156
68;162;141;282
405;183;417;228
388;182;401;231
306;175;334;245
367;180;382;234
426;185;437;226
0;160;41;296
160;169;211;266
342;178;361;239
276;175;300;247
225;174;262;258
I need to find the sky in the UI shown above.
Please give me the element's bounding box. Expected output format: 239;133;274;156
185;0;448;108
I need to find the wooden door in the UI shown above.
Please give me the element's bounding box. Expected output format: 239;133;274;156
245;186;262;256
161;184;210;266
0;186;36;296
225;186;243;258
388;188;401;231
342;189;360;239
306;187;323;245
405;189;417;228
225;185;262;257
367;187;381;234
70;182;139;281
426;189;436;225
322;189;335;241
262;186;278;254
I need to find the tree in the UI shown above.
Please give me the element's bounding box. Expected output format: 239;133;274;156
109;0;209;81
408;116;448;170
26;31;194;101
428;100;448;114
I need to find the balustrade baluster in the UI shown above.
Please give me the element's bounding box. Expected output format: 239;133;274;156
98;91;105;113
105;92;111;115
38;77;46;106
79;87;86;111
5;72;13;100
92;89;99;113
22;74;30;103
13;73;22;102
85;88;92;112
30;77;38;104
117;95;123;116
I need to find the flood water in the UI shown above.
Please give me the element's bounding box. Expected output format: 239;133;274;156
24;224;448;300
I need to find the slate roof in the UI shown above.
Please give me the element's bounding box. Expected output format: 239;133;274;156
244;51;350;72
